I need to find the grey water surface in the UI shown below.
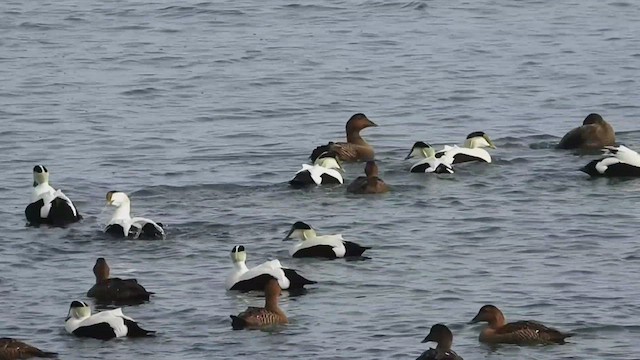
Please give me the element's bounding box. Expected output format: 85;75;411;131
1;0;640;359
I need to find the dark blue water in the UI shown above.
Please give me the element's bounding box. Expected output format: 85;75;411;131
1;0;640;359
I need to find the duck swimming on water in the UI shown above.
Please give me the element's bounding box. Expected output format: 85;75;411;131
283;221;370;258
64;301;155;340
25;165;82;227
469;304;572;345
289;151;344;187
104;191;165;240
416;324;463;360
0;338;57;359
435;132;496;164
86;258;154;304
347;160;389;194
230;278;288;330
225;245;316;292
309;113;378;162
405;142;454;173
557;113;615;150
580;145;640;177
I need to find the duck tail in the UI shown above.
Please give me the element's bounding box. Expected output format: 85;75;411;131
282;269;317;288
343;241;371;257
309;143;332;162
579;160;600;177
230;315;247;330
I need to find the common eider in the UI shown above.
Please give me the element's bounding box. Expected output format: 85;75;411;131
230;278;288;330
346;160;389;194
469;304;572;345
580;145;640;177
86;258;154;304
405;142;454;173
416;324;463;360
289;151;344;187
64;300;155;340
557;113;615;150
0;338;57;359
283;221;370;258
225;245;316;292
309;113;378;162
104;191;165;240
435;132;496;164
25;165;82;227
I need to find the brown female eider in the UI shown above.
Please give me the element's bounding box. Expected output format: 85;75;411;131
557;113;615;149
309;113;378;162
347;160;389;194
230;279;288;330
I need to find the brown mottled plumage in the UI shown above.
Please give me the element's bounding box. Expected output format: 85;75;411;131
0;338;57;359
309;113;378;162
230;279;288;330
417;324;463;360
557;113;615;149
347;160;390;194
86;258;153;304
470;305;572;345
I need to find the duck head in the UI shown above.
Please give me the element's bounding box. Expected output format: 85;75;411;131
32;165;49;187
67;300;91;320
464;132;496;149
583;113;605;125
405;141;436;160
106;191;130;207
230;245;247;263
315;152;343;171
93;258;110;284
422;323;454;350
364;160;379;177
469;304;505;327
346;113;377;133
283;221;317;241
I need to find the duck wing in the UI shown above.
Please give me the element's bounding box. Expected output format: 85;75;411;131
88;278;153;303
130;217;165;240
310;142;373;162
496;320;571;344
0;338;57;359
416;348;463;360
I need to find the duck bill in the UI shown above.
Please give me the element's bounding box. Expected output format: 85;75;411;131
404;150;413;160
282;228;294;241
469;313;482;324
421;335;434;343
368;120;378;128
485;136;497;149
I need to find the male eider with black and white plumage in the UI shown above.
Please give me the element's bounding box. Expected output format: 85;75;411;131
87;257;154;305
104;191;165;240
435;132;496;164
289;151;344;187
283;221;371;258
65;300;155;340
405;142;454;174
581;145;640;177
226;245;316;292
25;165;82;227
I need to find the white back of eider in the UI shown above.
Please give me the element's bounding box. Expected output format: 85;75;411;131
595;157;621;174
438;145;492;163
66;308;132;338
409;157;454;173
608;145;640;165
289;234;346;257
295;164;343;185
231;259;291;289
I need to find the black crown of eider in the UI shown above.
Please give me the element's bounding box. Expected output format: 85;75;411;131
231;245;245;253
412;141;431;148
70;300;88;308
466;131;486;139
33;165;48;173
291;221;311;230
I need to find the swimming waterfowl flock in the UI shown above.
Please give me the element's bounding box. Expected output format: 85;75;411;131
10;112;633;357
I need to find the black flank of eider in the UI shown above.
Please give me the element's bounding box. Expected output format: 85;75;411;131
283;269;316;289
230;315;247;330
48;197;81;226
466;131;486;139
292;245;338;259
410;163;431;173
123;318;156;337
289;171;314;188
25;199;45;224
452;153;487;164
582;160;640;177
230;274;277;292
105;224;127;238
434;163;454;174
580;160;600;177
320;173;341;184
139;223;163;240
73;322;117;340
343;241;371;257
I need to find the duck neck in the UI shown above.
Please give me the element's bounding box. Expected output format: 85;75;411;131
111;202;131;220
233;261;249;273
464;137;483;149
302;229;317;240
347;130;367;145
265;294;284;317
488;312;506;328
